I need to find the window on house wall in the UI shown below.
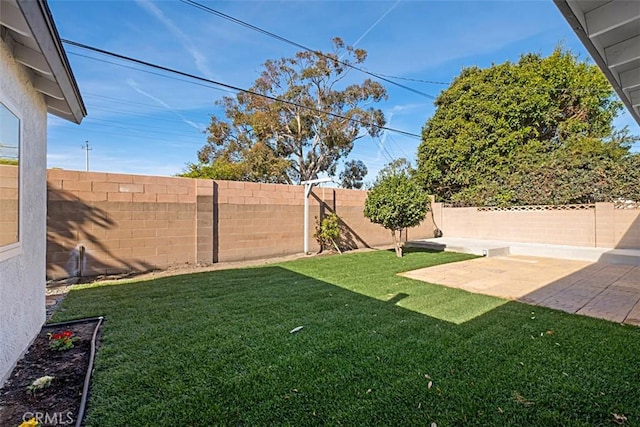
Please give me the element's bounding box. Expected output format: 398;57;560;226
0;101;20;250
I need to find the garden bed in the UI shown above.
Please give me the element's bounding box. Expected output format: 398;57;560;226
0;318;103;427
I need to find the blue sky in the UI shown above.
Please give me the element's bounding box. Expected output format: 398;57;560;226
47;0;640;181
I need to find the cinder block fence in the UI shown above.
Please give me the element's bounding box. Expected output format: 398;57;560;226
46;170;436;280
48;170;639;280
0;164;18;246
430;203;640;249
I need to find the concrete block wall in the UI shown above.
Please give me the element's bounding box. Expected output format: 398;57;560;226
47;170;196;279
195;179;215;264
194;181;436;263
594;202;615;248
0;164;18;246
212;181;306;263
433;202;639;249
46;170;639;280
609;205;640;248
47;170;436;279
441;206;596;246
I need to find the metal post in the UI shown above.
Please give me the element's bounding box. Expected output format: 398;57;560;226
301;177;332;255
304;183;313;255
304;184;310;254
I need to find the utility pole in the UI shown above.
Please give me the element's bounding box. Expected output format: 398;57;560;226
82;140;91;171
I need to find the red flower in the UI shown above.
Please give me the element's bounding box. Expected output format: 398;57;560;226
47;330;78;351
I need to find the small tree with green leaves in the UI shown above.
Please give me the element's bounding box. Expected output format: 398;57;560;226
314;213;341;254
364;170;429;257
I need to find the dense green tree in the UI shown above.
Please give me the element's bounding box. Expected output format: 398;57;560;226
339;160;368;189
505;131;640;205
364;165;429;257
179;142;291;183
185;37;387;184
417;48;639;205
377;158;415;180
179;158;244;181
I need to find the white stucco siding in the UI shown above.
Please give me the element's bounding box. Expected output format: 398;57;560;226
0;36;48;384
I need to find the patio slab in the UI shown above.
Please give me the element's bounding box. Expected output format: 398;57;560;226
400;255;640;326
408;237;640;265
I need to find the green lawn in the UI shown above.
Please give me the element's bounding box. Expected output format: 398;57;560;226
52;249;640;426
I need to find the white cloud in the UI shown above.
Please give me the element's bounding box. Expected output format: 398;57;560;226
349;0;401;49
135;0;216;80
126;78;203;130
389;103;429;114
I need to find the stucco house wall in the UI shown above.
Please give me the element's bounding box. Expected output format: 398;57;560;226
0;0;85;384
0;32;48;384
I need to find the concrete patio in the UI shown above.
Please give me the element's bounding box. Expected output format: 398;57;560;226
401;255;640;326
407;237;640;265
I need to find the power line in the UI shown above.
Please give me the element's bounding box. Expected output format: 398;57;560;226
80;119;204;141
86;107;207;129
61;39;422;139
54;124;203;146
374;135;395;164
179;0;437;101
84;116;205;137
369;73;449;85
67;51;237;96
84;120;204;142
385;131;411;160
87;105;206;125
83;92;212;117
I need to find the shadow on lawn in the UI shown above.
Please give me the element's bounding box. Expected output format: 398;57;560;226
62;262;505;326
399;247;444;255
55;264;640;426
386;292;409;305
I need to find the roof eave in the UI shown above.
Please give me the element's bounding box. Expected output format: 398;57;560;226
15;0;86;124
553;0;640;127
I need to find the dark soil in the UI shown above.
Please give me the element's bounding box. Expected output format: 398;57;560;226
0;320;102;427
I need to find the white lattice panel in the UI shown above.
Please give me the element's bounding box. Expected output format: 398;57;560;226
614;201;640;210
476;204;595;212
